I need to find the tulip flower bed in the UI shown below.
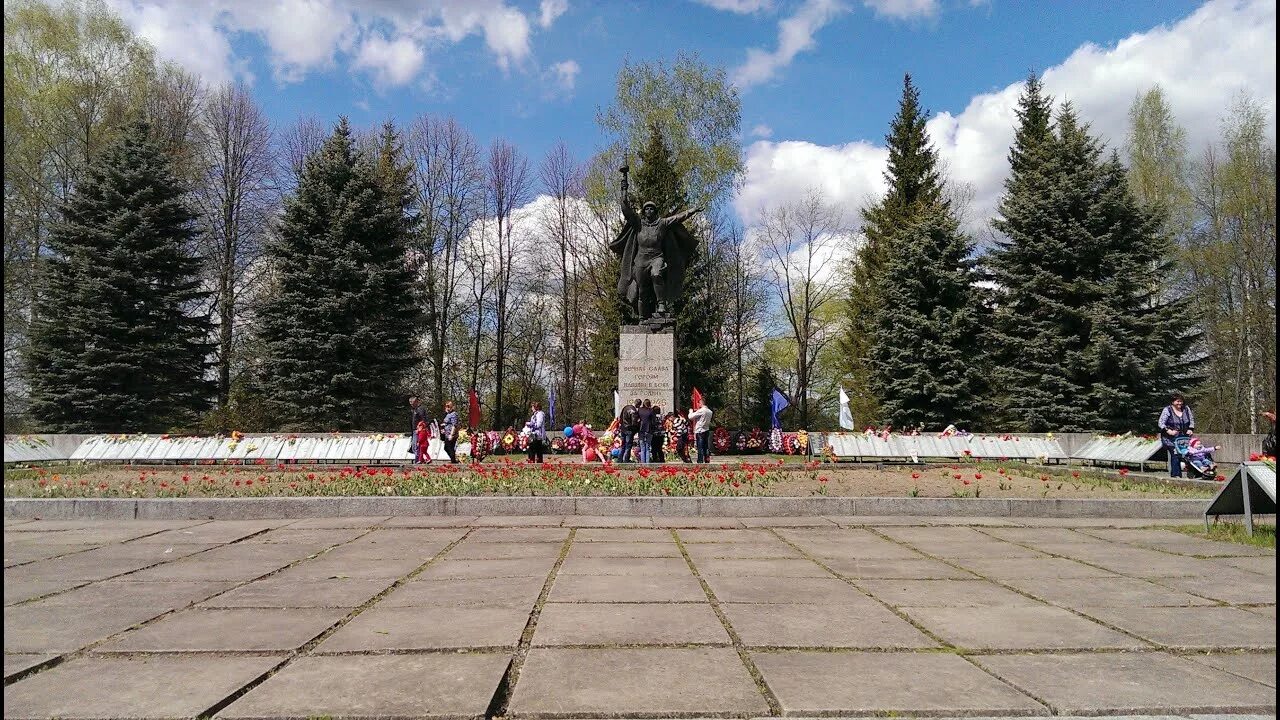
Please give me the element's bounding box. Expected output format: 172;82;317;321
3;459;1214;499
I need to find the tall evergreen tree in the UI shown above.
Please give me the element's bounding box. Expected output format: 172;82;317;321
987;75;1081;431
990;83;1191;432
842;74;946;425
26;122;213;432
255;118;419;431
871;206;986;430
631;124;728;411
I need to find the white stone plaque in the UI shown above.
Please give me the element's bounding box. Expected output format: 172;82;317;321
618;328;676;412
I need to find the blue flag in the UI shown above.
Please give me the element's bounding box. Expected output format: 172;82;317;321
548;386;556;429
770;388;790;429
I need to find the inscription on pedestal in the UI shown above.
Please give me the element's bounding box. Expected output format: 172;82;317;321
618;328;675;412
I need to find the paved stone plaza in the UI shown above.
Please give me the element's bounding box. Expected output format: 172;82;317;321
3;514;1275;718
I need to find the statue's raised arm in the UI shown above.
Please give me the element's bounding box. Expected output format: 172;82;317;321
619;164;640;227
665;206;701;226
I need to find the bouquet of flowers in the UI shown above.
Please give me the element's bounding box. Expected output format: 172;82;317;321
732;431;748;453
470;431;490;461
782;432;799;455
550;436;565;452
747;428;764;452
768;427;783;453
500;431;516;453
795;429;809;454
565;435;583;453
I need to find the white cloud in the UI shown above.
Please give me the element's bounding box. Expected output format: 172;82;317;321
751;123;774;138
731;0;848;89
862;0;938;20
354;34;425;87
736;0;1277;234
538;0;569;28
549;59;581;92
694;0;775;12
104;0;543;87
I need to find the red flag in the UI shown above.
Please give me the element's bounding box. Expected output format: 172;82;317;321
468;388;481;429
691;387;703;410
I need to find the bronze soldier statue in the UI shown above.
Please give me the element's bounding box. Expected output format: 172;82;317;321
610;164;700;325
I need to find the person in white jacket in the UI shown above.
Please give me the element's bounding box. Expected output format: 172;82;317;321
689;402;713;464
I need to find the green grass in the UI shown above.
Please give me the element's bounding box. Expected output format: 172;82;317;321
1170;522;1276;549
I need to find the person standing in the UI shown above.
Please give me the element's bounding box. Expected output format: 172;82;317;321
525;401;547;463
408;396;430;458
1158;393;1195;477
637;399;654;463
440;401;459;464
690;400;713;464
414;421;431;464
651;405;665;463
619;398;639;464
1262;410;1276;459
671;409;691;463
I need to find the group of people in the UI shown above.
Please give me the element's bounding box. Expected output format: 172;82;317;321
408;396;459;464
617;397;714;464
1157;392;1277;478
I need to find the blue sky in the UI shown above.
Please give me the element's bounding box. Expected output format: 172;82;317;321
110;0;1274;226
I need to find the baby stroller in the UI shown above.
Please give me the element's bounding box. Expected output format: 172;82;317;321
1172;436;1216;479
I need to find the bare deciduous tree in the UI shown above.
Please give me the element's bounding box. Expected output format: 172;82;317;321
486;139;532;425
539;142;586;422
756;190;846;427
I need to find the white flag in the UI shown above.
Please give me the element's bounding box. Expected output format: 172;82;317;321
614;389;622;419
839;386;855;431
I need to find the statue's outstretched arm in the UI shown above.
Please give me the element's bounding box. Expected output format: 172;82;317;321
668;207;701;224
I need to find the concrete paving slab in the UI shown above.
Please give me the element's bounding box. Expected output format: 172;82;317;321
979;527;1112;544
200;577;393;608
954;557;1118;579
3;603;168;652
974;652;1277;715
379;515;477;527
1246;605;1276;619
1003;576;1216;608
677;529;782;543
348;529;467;546
3;653;56;680
559;556;691;575
693;558;829;577
548;572;707;603
35;580;238;610
241;527;366;545
121;543;317;581
562;515;656;527
3;542;100;566
651;516;745;528
217;653;507;719
4;654;282;720
684;542;803;559
859;579;1046;607
1085;550;1219;578
753;651;1047;716
3;543;219;582
3;578;87;605
569;541;681;557
96;607;345;652
785;539;927;560
575;528;675;542
316;605;529;651
1222;556;1280;574
509;647;769;716
307;542;446;563
417;558;557;579
703;575;870;604
466;527;570;542
382;576;546;607
1159;572;1278;605
448;541;565;559
721;601;937;648
900;606;1146;650
473;515;565;526
1079;606;1277;649
280;516;389;529
129;520;279;544
271;554;424;580
1187;652;1276;687
533;602;729;645
823;557;976;579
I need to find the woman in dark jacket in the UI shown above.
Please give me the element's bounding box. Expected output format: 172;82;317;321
1158;393;1195;477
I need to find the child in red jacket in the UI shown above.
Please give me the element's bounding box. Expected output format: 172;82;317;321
415;421;431;464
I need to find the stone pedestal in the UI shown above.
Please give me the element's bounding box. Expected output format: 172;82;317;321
618;327;676;412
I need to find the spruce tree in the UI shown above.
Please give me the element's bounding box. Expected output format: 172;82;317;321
26;122;213;432
255;118;419;431
631;124;728;411
987;76;1083;431
871;206;986;430
843;74;947;425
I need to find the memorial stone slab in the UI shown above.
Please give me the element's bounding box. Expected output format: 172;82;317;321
618;327;675;412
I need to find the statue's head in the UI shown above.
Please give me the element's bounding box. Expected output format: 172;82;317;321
642;201;658;221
